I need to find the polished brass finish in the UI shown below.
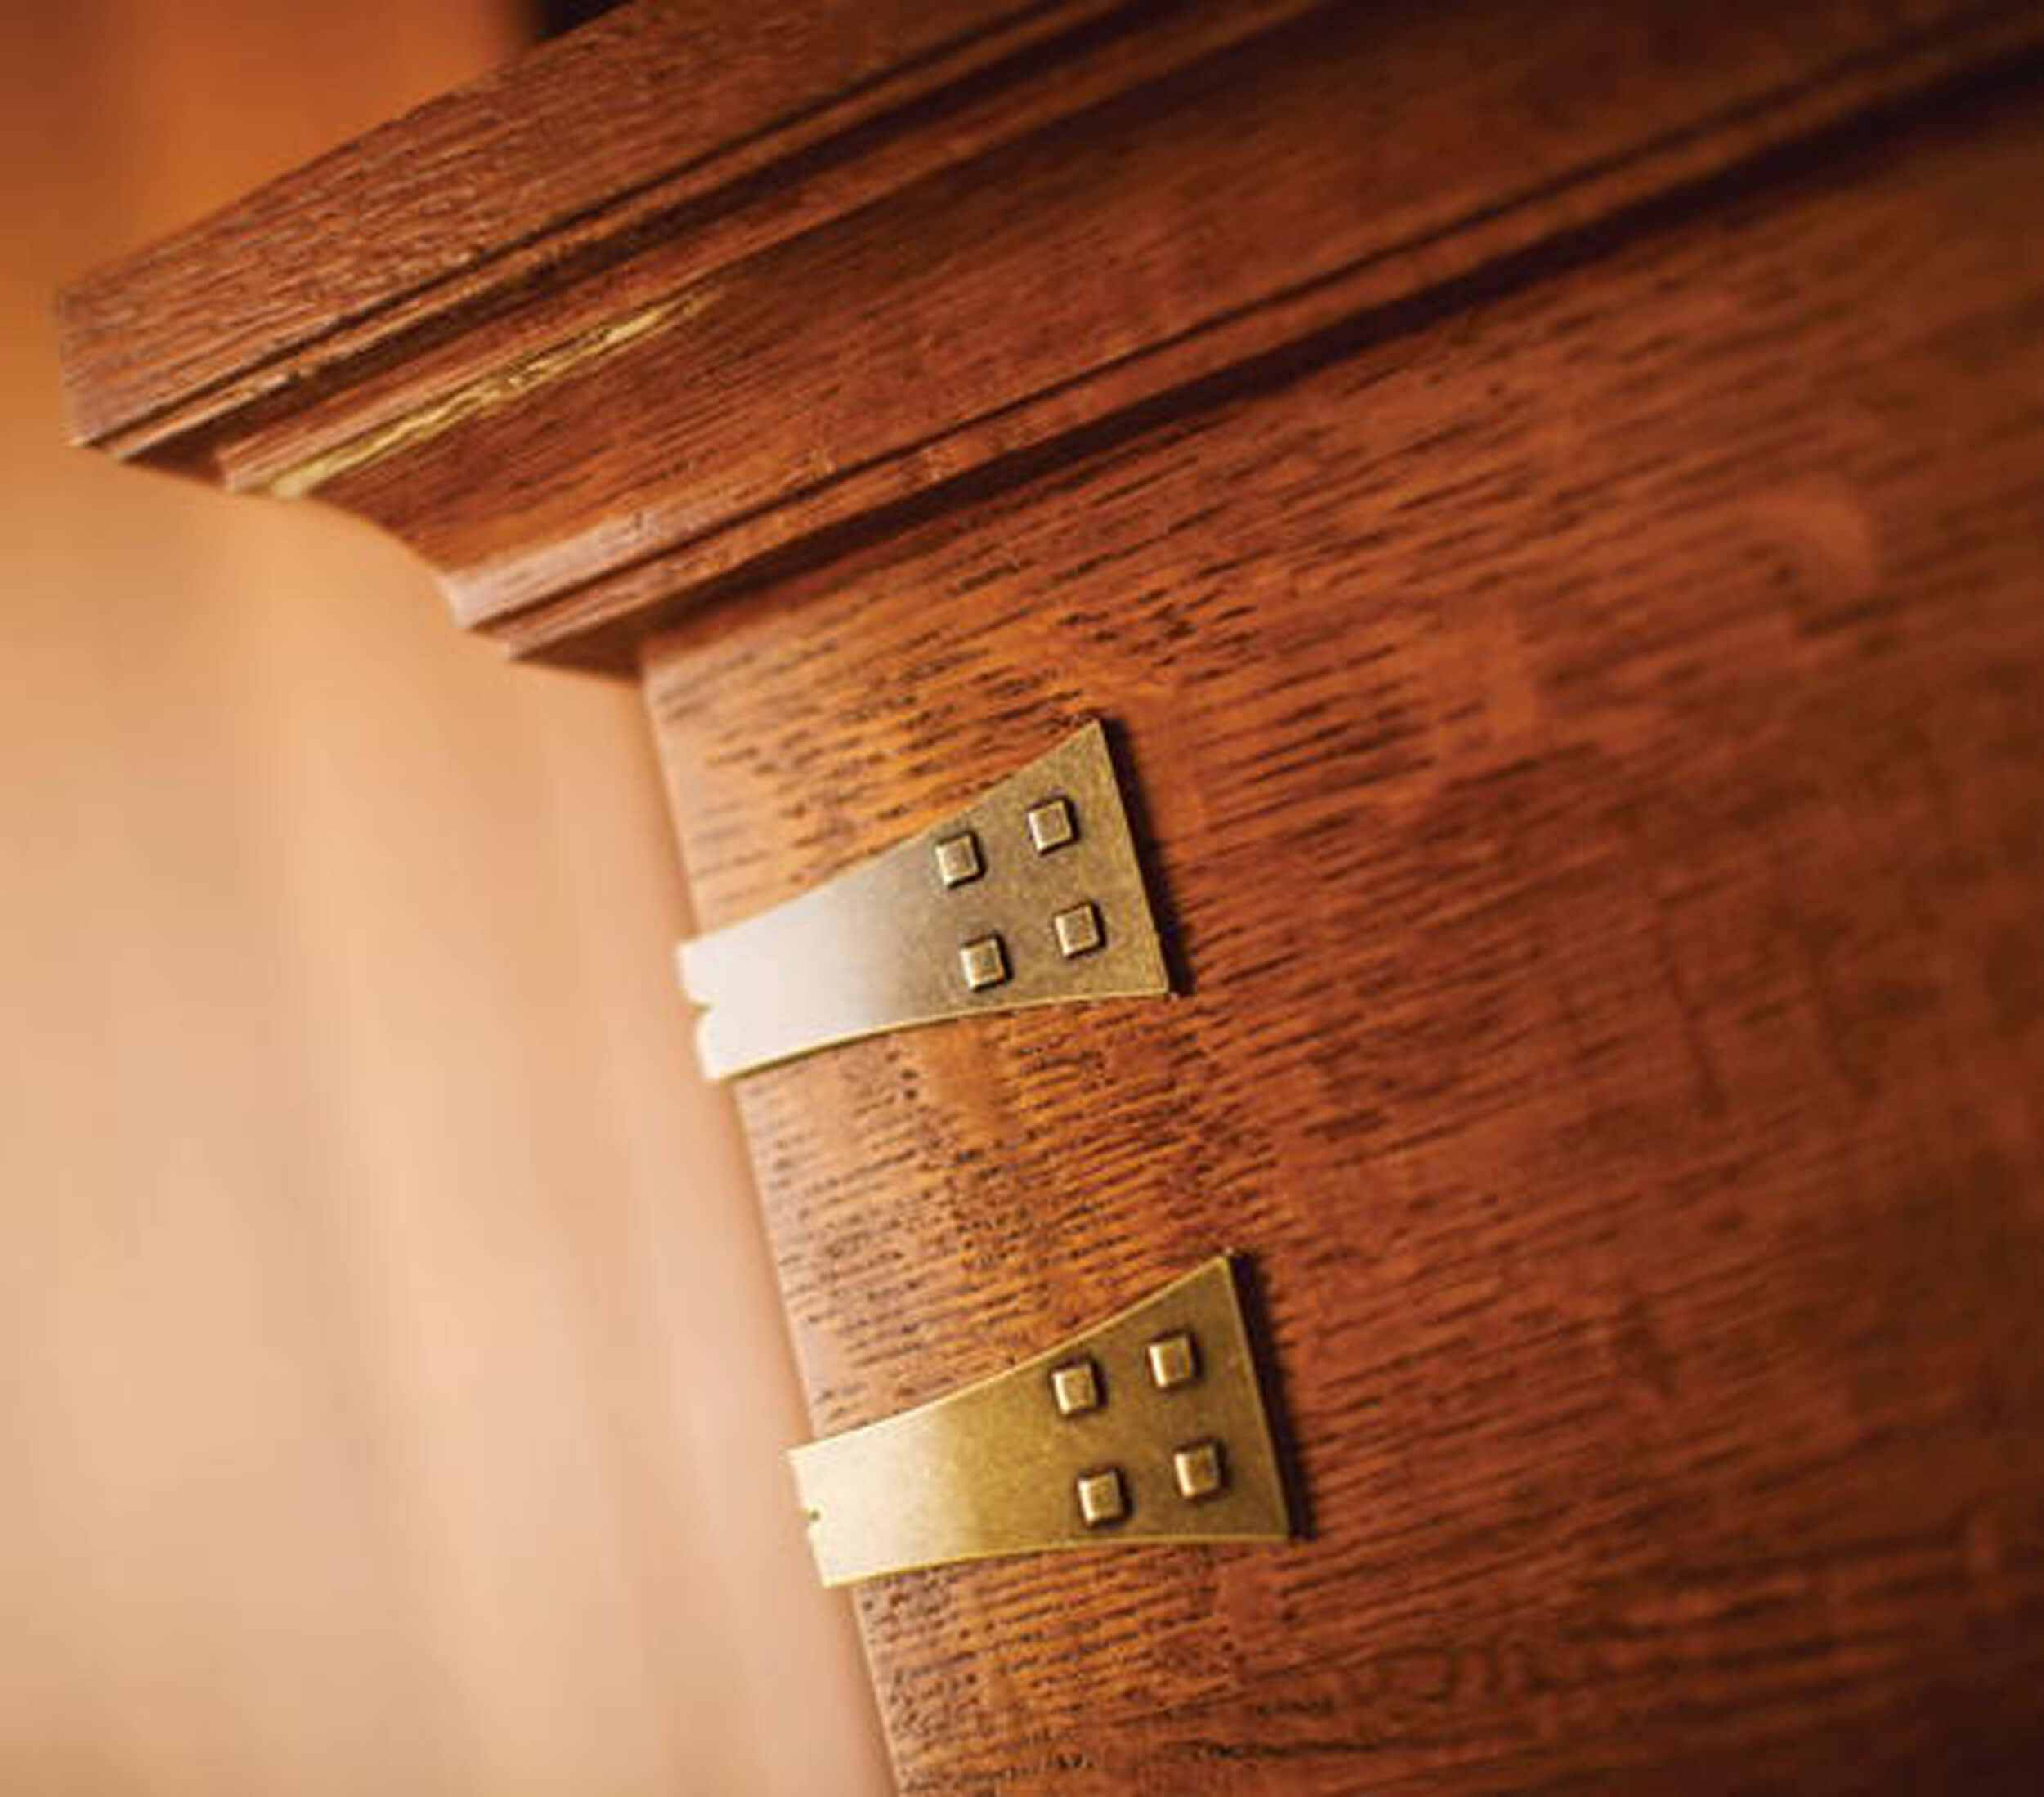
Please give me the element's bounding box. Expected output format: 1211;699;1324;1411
1076;1468;1128;1527
1172;1440;1226;1501
679;721;1170;1078
1053;901;1104;959
1147;1330;1199;1391
1050;1359;1103;1418
1026;795;1078;854
959;934;1011;991
934;831;984;888
789;1255;1293;1587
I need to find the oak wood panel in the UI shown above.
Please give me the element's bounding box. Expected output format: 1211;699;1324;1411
57;2;2044;672
55;0;1314;460
643;72;2044;1794
54;0;1069;445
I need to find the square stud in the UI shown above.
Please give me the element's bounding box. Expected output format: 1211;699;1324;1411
958;935;1009;991
1146;1330;1199;1391
934;831;984;888
1172;1440;1228;1502
1075;1468;1127;1528
1053;902;1104;959
1026;796;1078;854
1049;1358;1103;1418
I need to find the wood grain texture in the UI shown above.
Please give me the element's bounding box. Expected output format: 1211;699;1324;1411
57;0;2044;670
54;0;1313;460
54;0;1072;444
643;69;2044;1794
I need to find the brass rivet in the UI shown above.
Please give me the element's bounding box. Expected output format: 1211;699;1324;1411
959;935;1009;991
1147;1330;1199;1391
1076;1468;1127;1527
934;831;983;888
1053;902;1104;959
1049;1358;1102;1418
1172;1440;1227;1502
1026;796;1078;854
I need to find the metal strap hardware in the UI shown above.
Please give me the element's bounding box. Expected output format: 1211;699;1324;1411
679;720;1169;1078
790;1255;1294;1587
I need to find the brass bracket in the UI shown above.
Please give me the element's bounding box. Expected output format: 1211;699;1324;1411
678;720;1170;1078
790;1255;1294;1587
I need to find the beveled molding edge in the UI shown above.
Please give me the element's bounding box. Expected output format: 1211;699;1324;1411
61;0;1275;454
677;720;1168;1079
791;1254;1293;1586
56;2;2044;672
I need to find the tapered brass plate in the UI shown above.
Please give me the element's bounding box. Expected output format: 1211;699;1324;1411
791;1255;1293;1587
679;721;1169;1079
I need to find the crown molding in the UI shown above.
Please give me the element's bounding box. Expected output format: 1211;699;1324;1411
58;0;2044;671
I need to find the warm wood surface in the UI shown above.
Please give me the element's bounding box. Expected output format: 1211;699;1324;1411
56;0;2044;1790
643;65;2044;1793
8;5;887;1792
54;0;1064;446
54;0;1303;461
57;2;2044;669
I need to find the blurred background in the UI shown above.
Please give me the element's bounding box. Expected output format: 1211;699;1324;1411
0;1;889;1790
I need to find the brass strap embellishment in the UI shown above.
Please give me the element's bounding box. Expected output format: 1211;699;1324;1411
678;720;1170;1080
790;1256;1294;1587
